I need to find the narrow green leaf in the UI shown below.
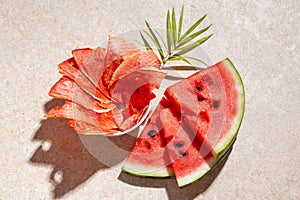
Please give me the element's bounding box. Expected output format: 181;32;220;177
143;30;164;60
179;14;207;41
166;10;174;51
168;55;192;65
175;34;213;56
139;32;152;51
145;21;164;59
176;24;212;48
172;7;177;44
177;5;184;39
154;29;167;51
184;56;209;67
162;65;200;71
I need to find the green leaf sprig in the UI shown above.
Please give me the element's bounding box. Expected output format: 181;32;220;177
141;5;213;67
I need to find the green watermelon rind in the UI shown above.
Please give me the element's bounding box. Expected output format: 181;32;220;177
122;161;174;177
213;58;245;158
177;138;234;187
176;155;217;187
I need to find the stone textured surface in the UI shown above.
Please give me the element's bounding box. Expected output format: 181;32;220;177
0;0;299;199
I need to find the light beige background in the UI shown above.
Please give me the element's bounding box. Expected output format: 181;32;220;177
0;0;299;199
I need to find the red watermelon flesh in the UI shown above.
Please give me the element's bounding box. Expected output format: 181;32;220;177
110;69;166;126
160;108;216;187
58;57;111;103
49;76;115;113
45;101;122;132
110;69;165;107
72;47;110;98
165;59;245;157
109;50;161;87
118;105;149;131
122;98;174;177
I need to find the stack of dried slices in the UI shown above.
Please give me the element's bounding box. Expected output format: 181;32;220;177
46;36;166;134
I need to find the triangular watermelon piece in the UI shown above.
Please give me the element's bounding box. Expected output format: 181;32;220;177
122;98;174;177
164;58;245;157
160;107;216;187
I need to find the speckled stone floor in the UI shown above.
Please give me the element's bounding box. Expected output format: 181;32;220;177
0;0;299;199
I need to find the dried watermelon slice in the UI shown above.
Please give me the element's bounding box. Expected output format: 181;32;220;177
108;50;161;87
49;76;115;113
68;119;118;134
45;101;122;132
102;35;140;86
105;35;140;66
72;47;110;98
58;57;110;103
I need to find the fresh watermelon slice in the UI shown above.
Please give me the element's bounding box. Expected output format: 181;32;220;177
122;98;174;177
58;57;111;103
164;58;245;157
160;107;216;187
49;76;115;113
108;50;161;87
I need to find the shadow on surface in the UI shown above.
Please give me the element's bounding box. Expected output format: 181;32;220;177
29;99;132;198
118;146;233;200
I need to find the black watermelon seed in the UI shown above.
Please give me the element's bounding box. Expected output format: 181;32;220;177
179;152;187;157
196;86;202;91
213;101;219;108
147;130;156;138
198;97;205;101
136;88;140;94
145;142;151;149
175;143;183;148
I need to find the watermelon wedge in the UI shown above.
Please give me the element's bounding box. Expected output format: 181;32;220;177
165;58;245;157
160;108;216;187
122;98;174;177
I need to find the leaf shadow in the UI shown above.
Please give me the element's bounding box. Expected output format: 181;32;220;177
29;99;134;199
118;146;233;200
